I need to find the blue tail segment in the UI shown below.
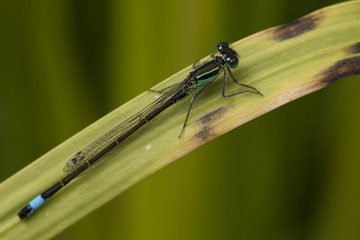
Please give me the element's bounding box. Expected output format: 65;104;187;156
18;195;46;220
17;181;64;220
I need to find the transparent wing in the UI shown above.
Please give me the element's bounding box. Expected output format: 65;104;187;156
63;81;187;175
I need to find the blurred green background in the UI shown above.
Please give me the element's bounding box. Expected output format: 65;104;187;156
1;0;360;239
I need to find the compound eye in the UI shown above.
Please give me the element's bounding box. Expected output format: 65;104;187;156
226;56;239;68
217;42;229;53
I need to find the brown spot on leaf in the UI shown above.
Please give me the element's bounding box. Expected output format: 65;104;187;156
319;56;360;85
198;107;228;124
194;126;216;142
194;107;228;141
273;13;322;41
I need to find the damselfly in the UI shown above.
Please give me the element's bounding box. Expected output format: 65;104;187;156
17;42;262;220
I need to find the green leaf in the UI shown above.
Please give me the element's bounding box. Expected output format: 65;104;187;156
1;1;360;239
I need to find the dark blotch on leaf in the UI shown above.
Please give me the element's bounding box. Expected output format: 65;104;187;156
198;107;228;125
194;107;228;141
273;14;322;41
194;126;215;142
319;56;360;85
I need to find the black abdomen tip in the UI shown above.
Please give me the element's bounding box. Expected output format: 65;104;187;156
17;205;32;220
